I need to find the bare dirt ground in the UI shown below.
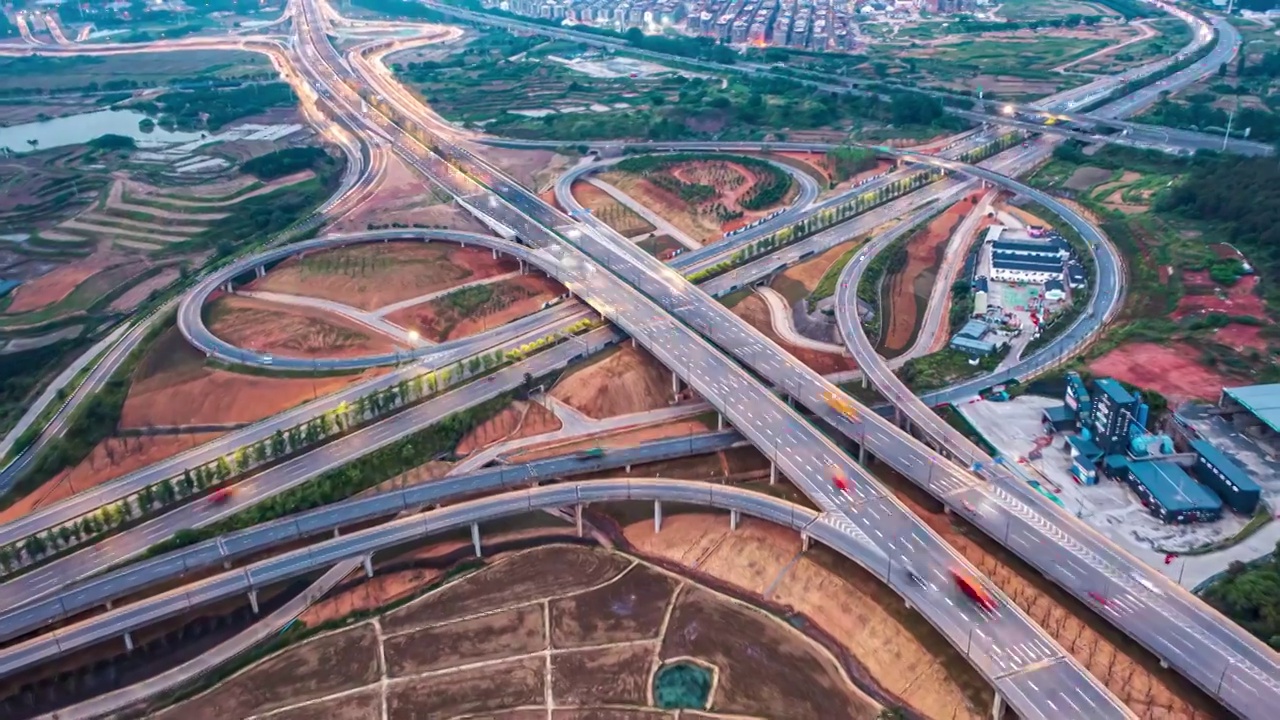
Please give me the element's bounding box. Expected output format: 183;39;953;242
549;345;676;419
626;514;985;719
773;239;862;301
1173;273;1266;320
249;241;520;311
386;274;564;343
883;195;978;353
106;266;180;313
0;433;221;524
481;147;574;192
170;544;877;720
571;181;656;238
602;172;722;244
327;155;486;234
1001;202;1052;229
732;293;855;375
505;418;713;464
151;623;381;720
875;466;1226;720
207;294;403;359
1065;166;1113;192
2;248;122;314
1211;323;1271;353
122;327;386;428
1088;342;1237;403
455;399;563;456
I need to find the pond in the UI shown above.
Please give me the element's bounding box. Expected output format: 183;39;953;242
0;109;204;154
652;660;712;710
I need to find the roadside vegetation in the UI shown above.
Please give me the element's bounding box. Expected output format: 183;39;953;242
0;339;89;442
390;28;967;142
1028;142;1278;401
132;81;296;132
1200;541;1280;649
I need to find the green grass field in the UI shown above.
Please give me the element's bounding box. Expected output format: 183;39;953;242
912;36;1110;77
997;0;1114;20
0;51;272;92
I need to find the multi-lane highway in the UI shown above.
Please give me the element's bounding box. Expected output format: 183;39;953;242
0;324;622;609
2;1;1270;716
0;431;745;644
0;477;1124;719
309;3;1132;716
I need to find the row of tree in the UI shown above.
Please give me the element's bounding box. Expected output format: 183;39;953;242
0;319;596;574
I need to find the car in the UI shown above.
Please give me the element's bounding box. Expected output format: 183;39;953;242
831;466;850;493
208;487;233;504
1087;591;1109;607
961;500;978;514
1131;573;1162;595
907;568;928;589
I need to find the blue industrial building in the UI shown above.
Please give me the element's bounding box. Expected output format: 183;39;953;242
1188;439;1261;515
949;318;998;356
1092;378;1142;454
1125;460;1223;524
1067;435;1104;485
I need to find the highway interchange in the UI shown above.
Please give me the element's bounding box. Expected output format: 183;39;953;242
0;0;1277;718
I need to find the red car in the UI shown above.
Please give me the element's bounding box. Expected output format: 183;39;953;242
1088;591;1109;607
952;570;998;612
208;487;233;504
831;466;850;493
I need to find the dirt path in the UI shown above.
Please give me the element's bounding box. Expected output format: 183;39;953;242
107;179;228;220
134;171;315;207
1055;20;1156;73
59;218;187;244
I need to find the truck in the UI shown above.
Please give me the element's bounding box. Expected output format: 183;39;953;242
576;447;606;460
952;570;997;612
823;390;857;420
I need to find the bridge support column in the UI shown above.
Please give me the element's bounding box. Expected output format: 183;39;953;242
671;372;680;397
492;247;497;259
124;632;134;652
104;599;113;611
625;463;631;473
769;460;777;485
248;590;259;615
333;527;341;539
519;259;526;275
654;500;663;533
730;509;740;531
859;442;867;465
1159;658;1168;669
254;266;265;279
716;413;724;431
894;406;903;426
992;693;1006;720
862;374;868;389
801;533;811;551
362;555;374;578
575;504;584;537
471;522;482;557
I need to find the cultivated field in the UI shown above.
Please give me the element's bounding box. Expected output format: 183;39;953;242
206;295;403;360
385;274;564;343
121;326;385;428
155;545;878;719
570;181;657;238
249;241;522;311
626;514;989;719
602;157;796;245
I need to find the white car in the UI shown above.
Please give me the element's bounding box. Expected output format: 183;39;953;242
1132;573;1163;595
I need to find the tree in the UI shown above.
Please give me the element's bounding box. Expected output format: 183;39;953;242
23;534;45;561
139;484;157;511
877;707;907;720
57;526;73;548
116;500;133;521
181;468;196;496
216;457;232;480
0;546;14;572
271;429;287;457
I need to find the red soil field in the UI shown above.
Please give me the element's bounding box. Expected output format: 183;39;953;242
1173;272;1265;320
1088;342;1234;403
732;294;855;375
1210;323;1270;353
882;194;981;352
386;275;563;343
